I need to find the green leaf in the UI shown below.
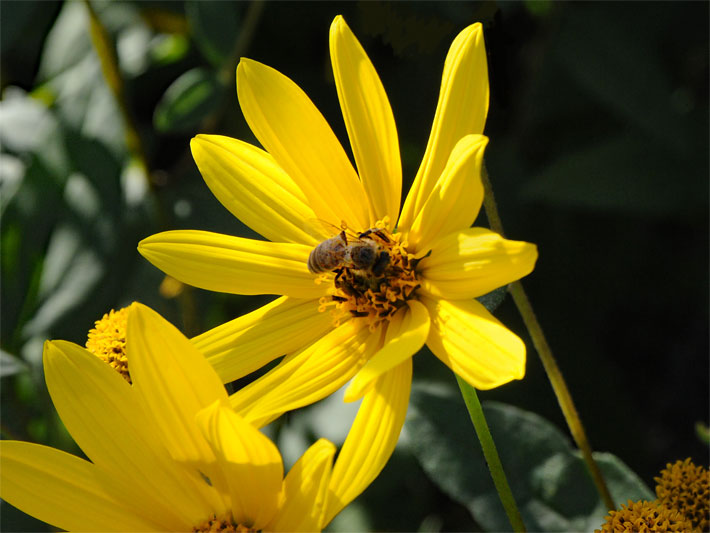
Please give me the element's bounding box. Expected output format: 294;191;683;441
153;67;222;133
406;385;653;532
0;350;29;377
185;0;240;67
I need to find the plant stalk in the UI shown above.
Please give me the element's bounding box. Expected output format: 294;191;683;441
480;164;615;510
456;375;526;532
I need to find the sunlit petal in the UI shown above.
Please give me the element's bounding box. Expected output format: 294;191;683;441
344;300;428;401
230;320;384;427
196;402;282;530
399;23;489;230
330;15;401;225
237;58;370;230
194;297;332;384
422;296;526;389
138;230;325;299
191;134;319;245
324;358;412;526
419;228;538;299
270;439;335;532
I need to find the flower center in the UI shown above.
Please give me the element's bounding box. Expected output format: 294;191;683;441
85;307;131;383
316;219;420;331
192;514;259;533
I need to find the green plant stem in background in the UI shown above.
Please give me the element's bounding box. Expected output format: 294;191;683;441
480;164;616;511
83;0;150;183
456;375;527;533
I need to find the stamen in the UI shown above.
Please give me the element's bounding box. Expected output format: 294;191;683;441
85;307;131;383
192;514;259;533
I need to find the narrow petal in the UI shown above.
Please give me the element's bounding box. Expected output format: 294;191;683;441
323;359;412;526
406;134;487;253
421;296;526;389
196;402;283;530
0;441;163;532
237;58;370;230
230;320;384;427
330;16;401;225
191;135;319;245
399;23;489;230
43;340;215;525
419;228;538;300
138;230;326;299
194;297;333;384
344;300;429;402
269;439;335;532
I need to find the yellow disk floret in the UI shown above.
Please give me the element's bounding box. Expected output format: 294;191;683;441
595;499;695;533
192;514;258;532
655;458;709;532
85;307;131;383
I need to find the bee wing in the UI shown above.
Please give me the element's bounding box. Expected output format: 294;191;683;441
303;218;361;242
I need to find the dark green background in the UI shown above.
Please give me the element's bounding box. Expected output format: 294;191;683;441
1;1;707;531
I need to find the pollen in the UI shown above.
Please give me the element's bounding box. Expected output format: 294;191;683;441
192;514;259;532
655;458;709;531
324;224;420;332
85;307;131;383
595;499;695;533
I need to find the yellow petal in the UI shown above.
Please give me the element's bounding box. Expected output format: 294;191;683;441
421;296;526;389
330;16;401;225
344;300;429;402
406;134;487;252
191;134;319;245
230;320;383;427
237;58;370;231
399;23;489;230
138;230;326;299
323;358;412;526
194;297;333;384
269;439;335;532
196;402;283;530
43;340;215;525
0;441;163;532
419;228;538;299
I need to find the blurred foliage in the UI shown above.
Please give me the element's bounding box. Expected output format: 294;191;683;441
1;1;707;531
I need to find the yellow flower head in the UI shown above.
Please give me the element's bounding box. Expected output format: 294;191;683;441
655;458;709;531
139;16;537;426
0;303;389;531
86;307;131;382
595;499;695;533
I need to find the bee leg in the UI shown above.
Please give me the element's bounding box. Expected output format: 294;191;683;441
372;251;390;277
340;230;348;245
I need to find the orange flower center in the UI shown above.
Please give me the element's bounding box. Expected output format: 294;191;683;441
85;307;131;383
192;514;259;533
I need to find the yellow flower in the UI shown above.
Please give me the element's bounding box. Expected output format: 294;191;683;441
655;458;709;531
0;303;395;531
139;16;537;427
595;500;695;533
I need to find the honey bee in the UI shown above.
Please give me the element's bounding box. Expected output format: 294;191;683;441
308;228;390;276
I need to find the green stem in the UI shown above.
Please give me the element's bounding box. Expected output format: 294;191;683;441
480;165;615;511
456;375;526;533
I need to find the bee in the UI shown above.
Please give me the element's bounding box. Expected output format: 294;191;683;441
308;228;390;277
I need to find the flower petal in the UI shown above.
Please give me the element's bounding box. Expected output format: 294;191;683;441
196;401;283;530
230;320;383;427
399;23;489;230
269;439;335;532
43;340;216;525
237;58;370;230
0;441;162;532
344;300;429;402
323;358;412;527
419;228;538;299
138;230;326;299
406;134;487;253
191;134;319;245
194;297;332;384
421;296;526;389
330;16;401;225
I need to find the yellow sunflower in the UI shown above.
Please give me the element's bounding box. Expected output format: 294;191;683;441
0;303;403;531
139;16;537;427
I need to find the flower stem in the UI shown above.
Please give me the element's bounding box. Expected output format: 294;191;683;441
456;375;526;532
480;164;615;511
